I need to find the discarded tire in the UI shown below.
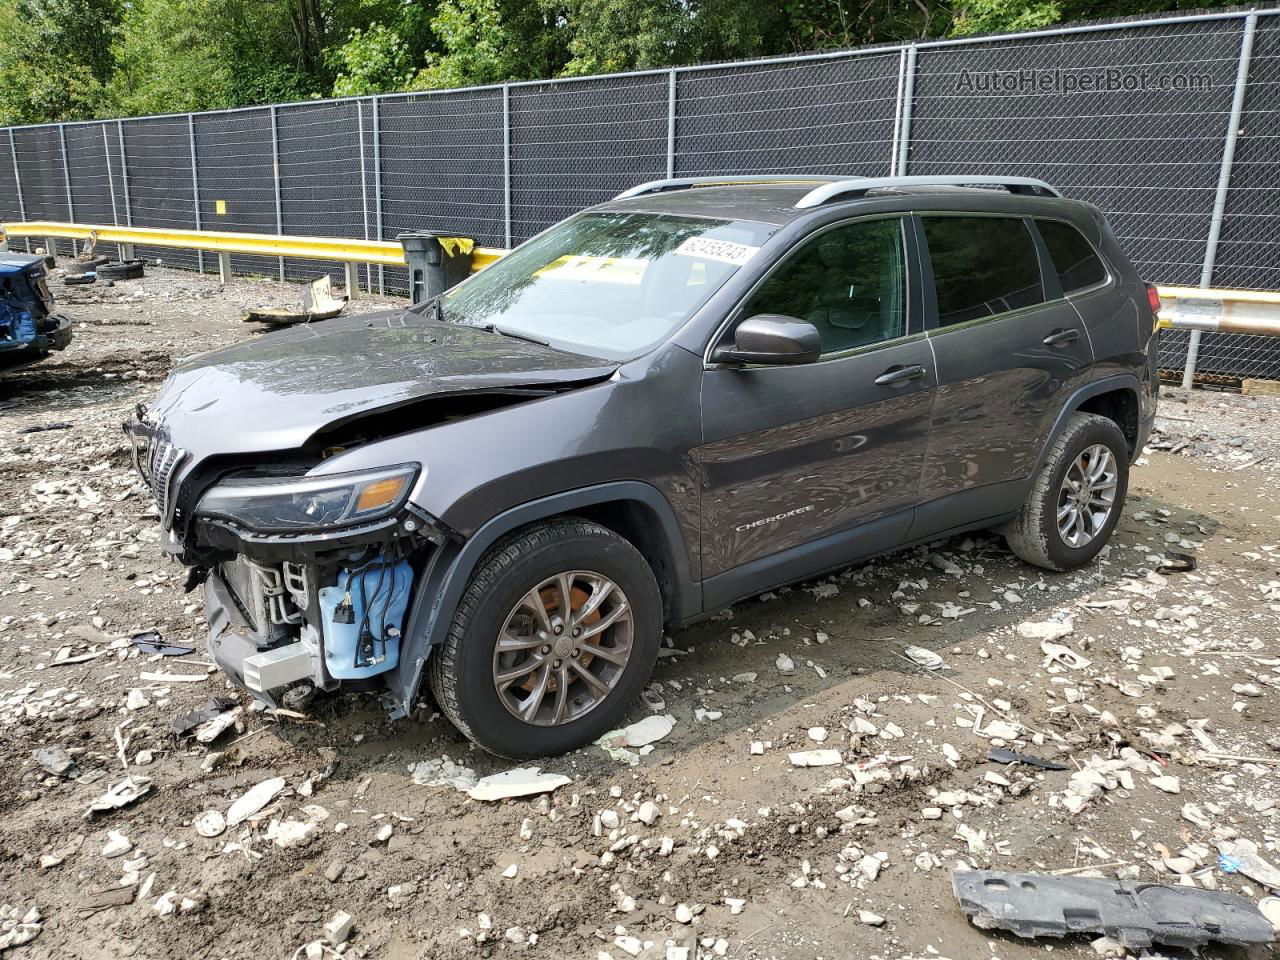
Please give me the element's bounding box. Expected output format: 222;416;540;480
66;257;109;276
97;259;145;281
64;273;96;285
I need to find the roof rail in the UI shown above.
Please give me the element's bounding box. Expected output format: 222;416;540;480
794;175;1062;208
613;175;842;200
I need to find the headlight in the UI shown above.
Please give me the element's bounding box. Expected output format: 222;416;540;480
197;464;418;532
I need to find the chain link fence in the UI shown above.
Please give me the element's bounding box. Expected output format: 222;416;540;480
1;8;1277;382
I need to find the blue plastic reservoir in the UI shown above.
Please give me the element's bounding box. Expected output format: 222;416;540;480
318;560;413;679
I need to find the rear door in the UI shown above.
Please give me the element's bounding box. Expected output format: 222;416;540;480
697;215;936;602
911;213;1093;535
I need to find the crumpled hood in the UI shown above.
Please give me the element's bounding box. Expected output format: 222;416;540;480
150;310;617;458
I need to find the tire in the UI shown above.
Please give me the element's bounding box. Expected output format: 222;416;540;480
66;256;109;276
63;273;96;286
1004;412;1129;572
97;259;144;281
428;519;662;759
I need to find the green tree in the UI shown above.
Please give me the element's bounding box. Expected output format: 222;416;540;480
0;0;121;124
412;0;567;89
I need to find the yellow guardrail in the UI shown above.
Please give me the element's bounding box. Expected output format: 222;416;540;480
0;221;508;280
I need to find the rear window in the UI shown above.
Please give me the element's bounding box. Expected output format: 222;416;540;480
921;216;1045;327
1037;219;1108;294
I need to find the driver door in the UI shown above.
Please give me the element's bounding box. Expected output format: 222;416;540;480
695;216;936;604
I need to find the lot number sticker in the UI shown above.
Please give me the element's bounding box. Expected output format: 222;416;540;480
675;237;760;266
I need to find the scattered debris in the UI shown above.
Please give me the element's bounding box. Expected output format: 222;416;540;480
986;748;1068;771
172;697;239;739
129;630;195;657
953;869;1276;950
226;777;286;826
788;749;842;767
86;776;152;817
903;645;944;670
466;768;571;802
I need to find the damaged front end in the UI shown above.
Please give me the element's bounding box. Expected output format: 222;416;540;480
125;409;452;711
1;252;72;369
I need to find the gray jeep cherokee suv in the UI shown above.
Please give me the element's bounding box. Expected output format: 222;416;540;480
126;174;1160;758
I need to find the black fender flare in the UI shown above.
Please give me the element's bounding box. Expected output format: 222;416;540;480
389;480;698;717
1031;373;1142;478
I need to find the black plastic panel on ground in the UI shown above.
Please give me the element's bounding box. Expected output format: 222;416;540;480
906;20;1244;287
379;89;505;249
120;117;198;270
510;74;668;243
675;54;899;180
195;109;277;279
1211;16;1280;291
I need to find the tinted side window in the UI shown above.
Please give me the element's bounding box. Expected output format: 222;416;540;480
742;218;907;356
922;216;1045;327
1037;219;1107;294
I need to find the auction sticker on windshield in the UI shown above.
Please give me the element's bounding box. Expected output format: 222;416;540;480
674;237;760;266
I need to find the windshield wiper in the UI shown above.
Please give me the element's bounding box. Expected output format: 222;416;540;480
481;323;549;347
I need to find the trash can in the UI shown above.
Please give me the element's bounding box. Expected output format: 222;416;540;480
397;232;475;304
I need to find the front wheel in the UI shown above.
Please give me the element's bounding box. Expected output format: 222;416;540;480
427;519;662;759
1004;412;1129;572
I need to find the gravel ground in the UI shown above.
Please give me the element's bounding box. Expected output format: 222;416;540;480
1;267;1278;960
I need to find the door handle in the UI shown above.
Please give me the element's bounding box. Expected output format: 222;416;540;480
874;364;926;386
1043;328;1081;346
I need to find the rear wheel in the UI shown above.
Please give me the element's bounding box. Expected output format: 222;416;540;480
1004;412;1129;571
427;519;662;759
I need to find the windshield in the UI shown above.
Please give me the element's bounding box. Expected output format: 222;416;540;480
440;212;777;359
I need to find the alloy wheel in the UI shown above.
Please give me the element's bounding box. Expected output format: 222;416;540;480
1056;443;1118;548
491;570;633;726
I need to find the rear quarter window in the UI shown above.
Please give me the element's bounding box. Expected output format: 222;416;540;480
1036;219;1108;294
921;215;1045;327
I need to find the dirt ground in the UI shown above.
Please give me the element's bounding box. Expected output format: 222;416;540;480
1;266;1278;960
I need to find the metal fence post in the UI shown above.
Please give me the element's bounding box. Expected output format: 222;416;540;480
8;129;29;252
895;44;918;177
358;99;371;291
891;49;906;175
187;114;204;273
117;121;132;227
372;95;384;294
270;105;285;282
503;85;512;249
1184;12;1257;390
102;124;119;226
58;123;76;255
666;69;677;179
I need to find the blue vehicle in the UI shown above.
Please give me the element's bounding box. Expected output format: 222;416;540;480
1;251;72;370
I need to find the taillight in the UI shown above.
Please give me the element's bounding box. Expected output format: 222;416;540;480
1145;282;1161;316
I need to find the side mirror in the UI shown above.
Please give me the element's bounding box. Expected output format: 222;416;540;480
711;314;821;366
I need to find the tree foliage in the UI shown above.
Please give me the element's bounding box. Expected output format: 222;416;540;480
0;0;1210;124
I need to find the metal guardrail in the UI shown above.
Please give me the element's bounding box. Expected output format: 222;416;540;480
1157;286;1280;387
1;221;507;297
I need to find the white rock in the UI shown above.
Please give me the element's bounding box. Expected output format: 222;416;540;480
467;767;571;801
265;818;318;848
775;653;795;674
1150;775;1181;794
323;911;354;945
789;749;842;767
859;910;885;926
725;897;746;915
502;863;518;878
807;726;828;743
125;689;149;710
102;830;132;858
749;741;765;755
675;903;693;924
637;801;661;825
600;809;620;829
227;777;286;826
1017;617;1073;641
609;714;677;749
